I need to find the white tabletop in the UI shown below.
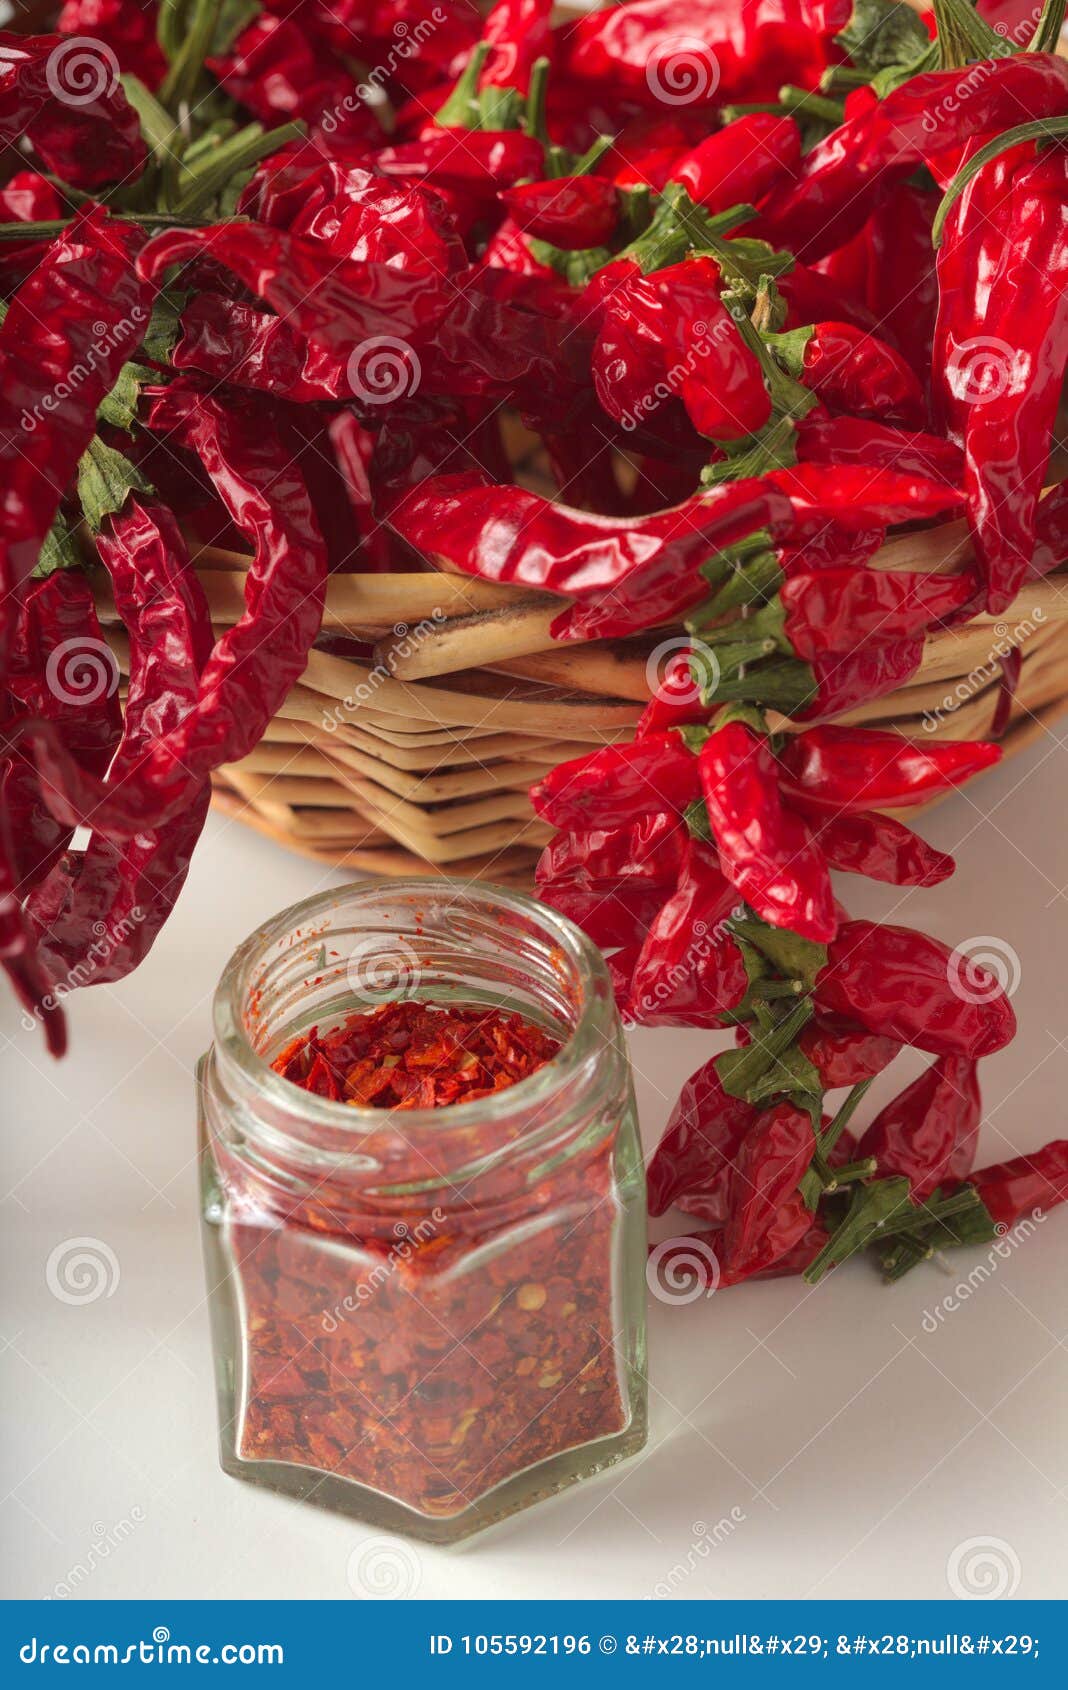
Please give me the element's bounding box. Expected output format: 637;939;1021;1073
3;730;1067;1602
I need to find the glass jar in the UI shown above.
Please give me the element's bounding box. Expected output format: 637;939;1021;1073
198;880;647;1543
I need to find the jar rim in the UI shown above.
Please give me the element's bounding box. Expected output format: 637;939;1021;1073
212;877;618;1138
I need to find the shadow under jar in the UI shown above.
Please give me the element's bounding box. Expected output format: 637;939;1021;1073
198;880;647;1543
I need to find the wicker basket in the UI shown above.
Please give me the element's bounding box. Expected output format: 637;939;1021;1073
92;479;1068;886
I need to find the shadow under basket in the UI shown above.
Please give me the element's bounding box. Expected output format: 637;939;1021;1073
95;499;1068;886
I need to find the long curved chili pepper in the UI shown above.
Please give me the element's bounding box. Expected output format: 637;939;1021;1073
698;718;836;942
794;415;964;486
777;725;1000;810
856;1055;981;1202
815;919;1017;1059
26;389;328;839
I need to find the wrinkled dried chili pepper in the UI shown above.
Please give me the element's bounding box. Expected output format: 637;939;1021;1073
504;177;621;248
535;811;686;950
968;1141;1068;1229
672;113;801;213
0;28;147;187
531;733;701;830
856;1054;981;1202
764;321;926;427
776;725;1000;810
646;1052;759;1222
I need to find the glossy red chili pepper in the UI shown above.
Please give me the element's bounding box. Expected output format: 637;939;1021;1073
765;321;927;428
0;29;147;187
0;823;65;1056
798;1015;901;1090
960;152;1068;614
794;415;964;487
771;461;965;532
635;647;710;736
651;257;773;443
857;1055;981;1203
597;112;707;192
699;719;836;942
0;171;64;284
627;839;747;1027
531;733;701;830
725;566;976;662
58;0;167;89
394;471;789;610
671;114;801;213
210;14;367;127
778;262;882;338
375;130;544;196
796;807;956;889
27;498;214;985
480;0;553;94
174;292;351;403
534;811;685;949
815;920;1017;1059
0;209;150;669
504;177;621;248
646;1053;758;1222
968;1141;1068;1230
777;725;1001;811
26;388;328;839
720;1101;818;1282
863;182;940;382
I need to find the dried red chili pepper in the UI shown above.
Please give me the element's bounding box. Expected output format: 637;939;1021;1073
26;388;327;839
504;177;621;248
480;0;553;96
672;114;801;214
794;415;964;486
531;733;701;830
798;1015;901;1091
776;725;1000;811
764;321;926;427
699;716;836;943
626;838;748;1027
173;293;351;403
814;920;1017;1059
0;28;147;187
719;1100;818;1282
968;1141;1068;1230
863;182;940;381
796;807;956;889
273;1000;560;1110
646;1053;759;1222
210;13;369;128
375;130;545;198
535;811;685;950
856;1055;981;1203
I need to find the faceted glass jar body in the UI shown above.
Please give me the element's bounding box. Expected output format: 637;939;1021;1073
198;880;647;1543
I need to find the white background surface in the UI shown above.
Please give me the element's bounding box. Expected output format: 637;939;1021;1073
3;730;1067;1602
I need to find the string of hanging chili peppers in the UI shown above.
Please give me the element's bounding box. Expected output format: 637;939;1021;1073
1;0;1067;1284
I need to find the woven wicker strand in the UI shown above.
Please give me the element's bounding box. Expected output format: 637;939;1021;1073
93;499;1068;884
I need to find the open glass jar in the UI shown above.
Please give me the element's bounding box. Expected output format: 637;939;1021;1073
198;880;647;1543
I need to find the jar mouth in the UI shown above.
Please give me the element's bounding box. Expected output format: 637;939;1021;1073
212;878;617;1137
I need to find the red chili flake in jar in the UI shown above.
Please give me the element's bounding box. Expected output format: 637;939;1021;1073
201;887;647;1545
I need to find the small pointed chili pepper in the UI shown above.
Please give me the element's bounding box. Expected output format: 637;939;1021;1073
647;257;772;442
815;920;1017;1060
778;262;882;337
703;635;926;730
504;177;621;248
798;1015;901;1091
635;647;710;737
479;0;553;94
796;807;956;889
534;811;685;949
0;827;65;1057
698;718;836;942
856;1055;981;1203
719;1102;818;1283
771;461;965;532
795;415;964;487
646;1053;758;1222
764;321;927;427
531;733;701;830
711;566;976;664
627;839;748;1027
375;130;545;196
0;28;147;188
671;113;801;213
968;1141;1068;1230
777;725;1001;812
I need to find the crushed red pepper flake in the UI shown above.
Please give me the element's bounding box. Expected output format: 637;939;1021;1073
271;999;561;1109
